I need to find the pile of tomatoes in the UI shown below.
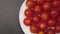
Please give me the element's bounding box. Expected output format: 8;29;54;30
23;0;60;34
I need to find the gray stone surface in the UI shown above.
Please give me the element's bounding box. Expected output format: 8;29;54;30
0;0;24;34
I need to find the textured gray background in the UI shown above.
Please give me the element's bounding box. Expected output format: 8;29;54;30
0;0;24;34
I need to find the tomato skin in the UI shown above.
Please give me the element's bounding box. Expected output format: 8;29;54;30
32;15;40;23
45;0;52;2
34;5;42;14
26;0;35;8
24;9;33;18
46;29;55;34
49;9;58;18
43;2;51;11
36;0;44;5
39;21;48;31
52;0;60;8
40;12;49;21
23;18;32;26
57;16;60;23
30;24;39;33
38;31;45;34
55;24;60;33
47;19;56;26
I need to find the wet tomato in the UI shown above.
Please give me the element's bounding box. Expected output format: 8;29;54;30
38;31;45;34
55;24;60;33
36;0;44;5
23;18;32;26
45;0;52;2
47;19;56;26
57;16;60;23
30;24;39;33
40;12;49;21
39;21;48;31
49;9;58;18
24;9;33;17
26;0;35;8
52;0;60;8
34;5;42;14
43;2;51;11
32;15;40;23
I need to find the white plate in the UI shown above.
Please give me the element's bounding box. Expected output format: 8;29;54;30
19;0;33;34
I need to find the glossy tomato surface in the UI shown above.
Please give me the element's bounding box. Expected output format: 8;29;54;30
55;24;60;33
47;19;56;26
57;16;60;23
49;9;58;18
24;9;33;17
30;24;39;33
36;0;44;5
43;2;51;11
26;0;35;8
24;18;32;26
52;0;60;8
34;5;42;14
45;0;52;2
38;31;45;34
39;21;48;31
40;12;49;21
32;15;40;23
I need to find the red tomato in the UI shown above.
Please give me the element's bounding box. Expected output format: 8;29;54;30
30;24;39;33
45;0;52;2
24;9;33;17
50;9;58;18
43;2;51;11
52;0;60;8
36;0;44;5
38;31;45;34
26;0;35;8
47;19;56;26
57;16;60;23
40;12;49;21
34;5;42;14
46;29;55;34
32;15;40;23
55;24;60;33
23;18;32;26
39;21;48;31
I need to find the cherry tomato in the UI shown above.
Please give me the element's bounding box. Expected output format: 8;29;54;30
46;29;55;34
40;12;49;21
49;9;58;18
24;9;33;17
26;0;35;8
43;2;51;11
39;21;48;31
45;0;52;2
23;18;32;26
30;24;39;33
55;23;60;33
34;5;42;14
36;0;44;5
52;0;60;8
38;31;45;34
47;19;56;26
32;15;40;23
57;16;60;23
